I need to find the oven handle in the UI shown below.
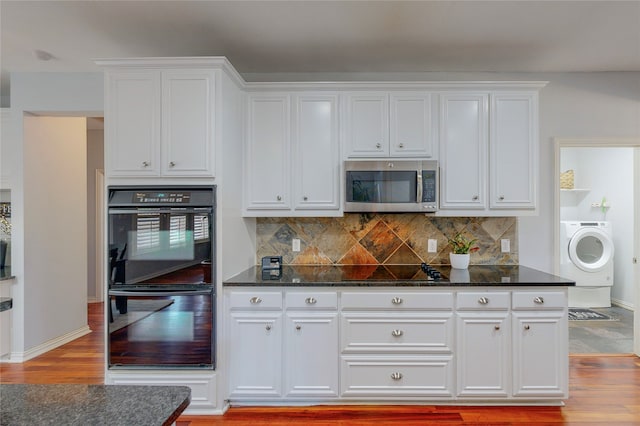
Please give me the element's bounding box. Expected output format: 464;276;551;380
108;208;212;215
109;289;213;297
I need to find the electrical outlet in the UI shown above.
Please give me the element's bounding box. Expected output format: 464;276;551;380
428;239;437;253
501;239;510;253
292;238;301;252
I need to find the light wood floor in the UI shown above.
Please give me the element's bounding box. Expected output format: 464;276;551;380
2;302;640;425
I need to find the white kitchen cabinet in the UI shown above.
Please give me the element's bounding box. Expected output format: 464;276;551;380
227;291;283;399
284;312;339;398
245;92;340;215
456;291;511;398
245;93;291;210
292;94;340;211
105;69;216;177
490;93;537;209
346;92;434;158
439;93;488;209
511;291;568;398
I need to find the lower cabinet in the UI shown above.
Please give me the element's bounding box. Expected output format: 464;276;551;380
225;287;568;403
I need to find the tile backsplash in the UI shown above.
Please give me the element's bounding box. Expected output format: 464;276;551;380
256;214;518;265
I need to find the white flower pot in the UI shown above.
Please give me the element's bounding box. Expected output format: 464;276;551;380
449;253;470;269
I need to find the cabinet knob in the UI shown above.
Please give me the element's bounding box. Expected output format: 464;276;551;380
478;297;489;305
376;143;382;149
305;297;317;305
391;297;403;305
265;324;272;331
472;195;479;201
499;195;505;201
390;372;403;381
398;143;404;148
276;195;282;201
249;296;262;304
494;325;501;331
303;196;308;201
142;161;150;167
524;324;530;330
295;325;301;331
391;329;404;337
169;161;176;168
533;296;544;304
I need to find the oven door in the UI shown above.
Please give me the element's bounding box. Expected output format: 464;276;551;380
108;287;214;369
108;207;213;286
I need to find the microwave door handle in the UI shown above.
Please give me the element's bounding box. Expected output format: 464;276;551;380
416;171;423;203
109;289;213;297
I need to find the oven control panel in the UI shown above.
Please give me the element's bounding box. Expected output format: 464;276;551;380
133;192;191;204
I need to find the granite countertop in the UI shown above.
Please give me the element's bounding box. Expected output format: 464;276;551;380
0;384;190;426
224;264;575;287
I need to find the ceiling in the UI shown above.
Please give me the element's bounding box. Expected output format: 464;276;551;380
1;1;639;102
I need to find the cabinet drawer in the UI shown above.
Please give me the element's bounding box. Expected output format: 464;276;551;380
457;292;510;310
512;291;566;310
228;291;282;310
341;313;453;353
285;292;338;310
341;356;454;398
341;292;453;310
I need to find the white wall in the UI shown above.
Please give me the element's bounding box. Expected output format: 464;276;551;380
8;72;103;357
23;116;88;349
560;147;635;307
86;129;104;302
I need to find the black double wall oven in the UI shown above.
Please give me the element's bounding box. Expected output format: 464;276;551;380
107;186;215;369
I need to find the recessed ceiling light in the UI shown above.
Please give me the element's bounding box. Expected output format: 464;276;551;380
33;49;55;61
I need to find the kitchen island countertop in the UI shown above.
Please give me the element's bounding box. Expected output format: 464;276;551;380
0;384;190;426
224;264;575;287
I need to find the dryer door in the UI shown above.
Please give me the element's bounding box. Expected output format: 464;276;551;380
568;228;614;273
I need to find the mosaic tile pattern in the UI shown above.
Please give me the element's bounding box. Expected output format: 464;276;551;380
257;215;518;265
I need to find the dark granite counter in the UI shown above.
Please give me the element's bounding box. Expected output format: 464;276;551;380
0;266;14;281
0;384;190;426
224;264;575;287
0;297;12;312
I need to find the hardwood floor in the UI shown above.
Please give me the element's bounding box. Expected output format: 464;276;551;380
2;302;640;425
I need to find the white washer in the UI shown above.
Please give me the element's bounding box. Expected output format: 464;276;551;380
560;221;615;307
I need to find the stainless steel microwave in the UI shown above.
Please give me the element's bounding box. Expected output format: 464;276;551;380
344;160;439;213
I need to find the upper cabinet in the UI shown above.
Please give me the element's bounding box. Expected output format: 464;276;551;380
105;68;216;178
346;92;434;158
244;92;340;216
440;90;540;214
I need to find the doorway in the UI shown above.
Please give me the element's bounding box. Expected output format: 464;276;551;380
554;138;640;355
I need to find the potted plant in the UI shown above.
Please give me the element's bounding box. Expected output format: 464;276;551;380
0;212;10;269
447;232;478;269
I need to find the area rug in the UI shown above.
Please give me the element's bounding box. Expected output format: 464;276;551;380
568;308;617;321
109;299;174;333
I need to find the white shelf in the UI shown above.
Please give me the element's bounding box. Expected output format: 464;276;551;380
560;188;590;193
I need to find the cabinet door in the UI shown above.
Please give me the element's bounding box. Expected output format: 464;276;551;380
228;312;283;398
390;93;433;157
512;311;568;398
346;93;389;157
490;93;537;209
245;94;291;210
440;94;488;209
161;70;215;176
285;312;339;398
456;313;510;398
293;94;340;210
106;71;161;176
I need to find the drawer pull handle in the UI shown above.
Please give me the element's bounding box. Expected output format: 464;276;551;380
391;297;403;305
249;297;262;304
390;372;403;380
524;325;530;330
478;297;489;305
533;296;544;304
305;297;317;305
376;143;382;149
142;161;150;167
391;329;404;337
295;325;301;331
169;161;176;167
494;325;501;331
472;195;479;201
265;324;272;331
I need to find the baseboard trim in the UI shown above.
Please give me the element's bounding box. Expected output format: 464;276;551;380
611;298;634;311
5;325;91;363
